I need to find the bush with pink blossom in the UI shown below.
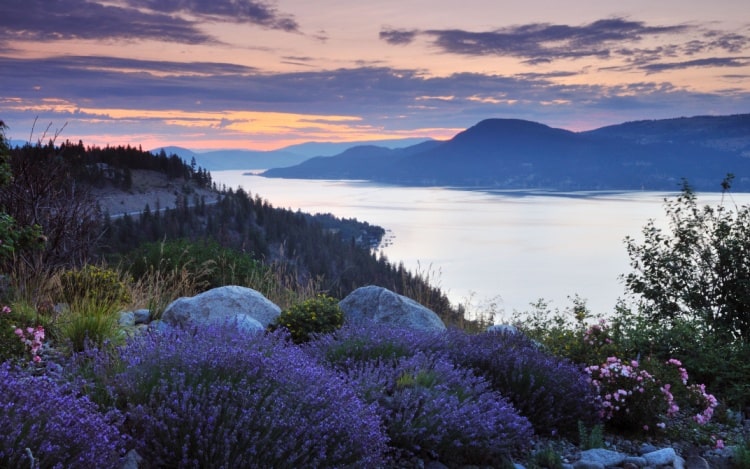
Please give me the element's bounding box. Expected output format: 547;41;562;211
585;356;717;433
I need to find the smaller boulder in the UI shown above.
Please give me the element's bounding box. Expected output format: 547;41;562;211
339;285;446;332
161;286;280;332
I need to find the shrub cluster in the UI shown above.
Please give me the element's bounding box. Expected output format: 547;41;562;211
271;294;344;343
76;325;387;468
0;362;125;468
59;265;132;306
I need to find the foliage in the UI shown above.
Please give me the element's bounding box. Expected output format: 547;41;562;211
511;296;620;366
585;356;718;433
437;328;600;437
125;238;273;292
77;325;387;468
623;177;750;342
59;264;132;306
734;436;750;468
0;122;44;270
0;304;30;362
57;297;123;353
346;352;533;465
527;444;564;469
271;294;344;343
577;421;604;449
0;362;125;468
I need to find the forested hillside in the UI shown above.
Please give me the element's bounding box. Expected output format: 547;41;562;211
2;139;469;326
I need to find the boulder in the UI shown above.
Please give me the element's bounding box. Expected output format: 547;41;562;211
643;448;676;466
577;449;626;467
338;286;446;332
161;286;280;332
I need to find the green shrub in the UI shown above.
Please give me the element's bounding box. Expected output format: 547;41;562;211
272;294;344;343
59;265;131;307
126;239;274;292
734;436;750;468
58;297;123;353
0;304;29;362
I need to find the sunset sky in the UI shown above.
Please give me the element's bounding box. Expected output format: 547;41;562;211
2;0;749;150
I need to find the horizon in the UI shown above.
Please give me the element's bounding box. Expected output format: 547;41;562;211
2;1;749;151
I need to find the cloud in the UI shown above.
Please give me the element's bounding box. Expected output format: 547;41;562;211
125;0;299;31
0;0;298;46
420;18;688;62
641;57;750;73
379;28;418;45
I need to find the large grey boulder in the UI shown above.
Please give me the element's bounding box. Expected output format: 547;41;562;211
161;286;280;332
338;285;446;332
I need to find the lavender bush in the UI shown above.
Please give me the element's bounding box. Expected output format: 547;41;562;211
79;325;387;468
347;352;533;465
437;329;600;436
306;324;532;464
0;362;125;468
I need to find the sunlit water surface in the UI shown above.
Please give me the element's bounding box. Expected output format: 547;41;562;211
212;171;750;317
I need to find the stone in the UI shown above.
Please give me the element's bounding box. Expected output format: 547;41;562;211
673;454;685;469
118;311;135;327
684;455;710;469
161;285;279;331
120;449;142;469
577;448;626;467
642;448;676;466
623;455;647;467
133;309;151;324
639;443;659;455
486;324;519;334
573;461;604;469
338;285;447;331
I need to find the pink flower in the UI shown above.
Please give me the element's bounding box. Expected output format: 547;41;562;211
1;305;10;314
715;439;724;449
14;328;23;337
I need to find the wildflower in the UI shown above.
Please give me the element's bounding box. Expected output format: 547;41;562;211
1;305;10;314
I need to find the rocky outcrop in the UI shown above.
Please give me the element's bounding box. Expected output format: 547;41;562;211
160;285;280;332
338;285;446;331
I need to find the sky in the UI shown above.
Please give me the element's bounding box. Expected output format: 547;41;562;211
1;0;749;151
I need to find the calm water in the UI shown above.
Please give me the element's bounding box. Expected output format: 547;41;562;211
212;170;748;317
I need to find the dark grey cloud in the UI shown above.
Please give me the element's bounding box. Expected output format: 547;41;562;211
641;57;750;73
379;28;418;45
125;0;299;31
0;0;297;46
420;18;688;61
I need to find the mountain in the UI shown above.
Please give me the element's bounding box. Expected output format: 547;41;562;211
262;115;750;191
152;137;433;171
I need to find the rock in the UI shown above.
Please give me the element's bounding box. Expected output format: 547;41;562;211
161;285;279;331
577;448;626;467
133;309;151;324
118;311;135;327
486;324;519;334
424;461;448;469
120;449;142;469
643;448;676;466
573;461;604;469
639;443;659;455
623;455;647;467
338;285;446;331
684;455;710;469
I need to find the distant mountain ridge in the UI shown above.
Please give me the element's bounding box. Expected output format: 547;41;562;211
262;114;750;191
153;138;433;171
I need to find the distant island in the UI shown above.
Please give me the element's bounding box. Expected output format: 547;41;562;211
261;114;750;192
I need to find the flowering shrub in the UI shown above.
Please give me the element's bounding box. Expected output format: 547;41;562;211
14;325;45;362
59;265;132;306
436;329;600;437
0;362;125;468
305;322;443;369
343;352;532;464
0;304;45;363
80;325;387;467
585;356;718;432
270;294;344;343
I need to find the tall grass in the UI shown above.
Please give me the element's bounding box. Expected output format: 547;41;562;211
57;296;123;352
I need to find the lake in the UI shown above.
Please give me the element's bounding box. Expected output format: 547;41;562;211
212;170;748;317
